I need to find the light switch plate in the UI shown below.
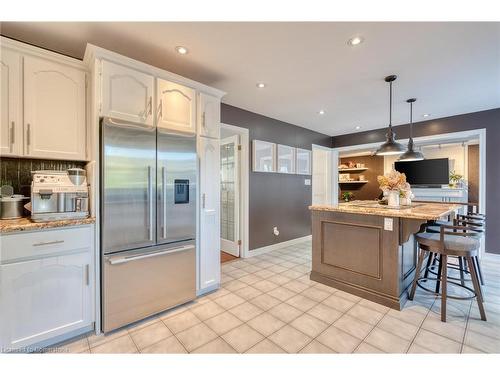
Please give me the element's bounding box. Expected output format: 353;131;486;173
304;179;311;186
384;218;393;231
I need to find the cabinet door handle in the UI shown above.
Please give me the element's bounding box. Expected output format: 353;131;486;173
202;111;206;129
148;96;152;116
9;122;15;152
85;264;90;286
159;99;163;120
33;240;65;247
26;123;31;152
202;193;206;209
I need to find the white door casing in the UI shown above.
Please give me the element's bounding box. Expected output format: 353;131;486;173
157;79;196;134
24;55;86;160
198;92;220;138
312;145;338;206
220;135;240;257
101;60;154;127
199;136;221;290
0;48;22;156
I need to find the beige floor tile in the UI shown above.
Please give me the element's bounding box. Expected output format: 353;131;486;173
461;345;485;354
213;292;246;310
316;326;361;353
241;264;262;274
254;269;275;279
286;294;318;312
387;307;427;327
358;299;390;314
335;290;362;303
250;293;281;311
57;335;89;353
308;303;343;324
130;321;173;350
246;339;286;353
300;287;331;302
238;274;263;285
87;329;128;348
229;301;264;322
222;324;265;353
376;315;419;341
347;304;385;325
313;282;338;293
267;286;297;302
291;313;329;338
333;314;374;340
283;279;310;293
175;323;218;352
253;279;280;293
267;274;292;286
299;340;336;353
204;311;244;335
296;274;319;286
127;316;161;333
281;269;308;280
141;336;187;353
354;342;384;353
91;335;138;354
267;264;289;274
268;325;312;353
206;288;231;300
247;312;286;336
163;310;201;334
190;301;226;321
421;312;466;343
464;329;500;353
364;327;411;353
233;285;263;300
268;302;304;323
226;269;249;279
467;319;500;340
223;279;249;292
413;329;461;353
407;343;434;353
191;338;237;353
322;295;356;312
221;274;235;284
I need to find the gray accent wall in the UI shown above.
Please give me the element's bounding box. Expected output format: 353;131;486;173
221;104;331;250
332;108;500;255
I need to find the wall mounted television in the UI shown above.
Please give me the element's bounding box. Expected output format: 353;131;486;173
394;158;449;187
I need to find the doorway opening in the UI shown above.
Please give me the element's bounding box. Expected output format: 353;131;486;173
220;123;249;263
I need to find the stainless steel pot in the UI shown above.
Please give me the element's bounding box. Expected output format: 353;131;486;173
0;194;29;219
67;168;86;186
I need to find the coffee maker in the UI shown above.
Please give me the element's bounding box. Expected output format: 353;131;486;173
31;169;89;222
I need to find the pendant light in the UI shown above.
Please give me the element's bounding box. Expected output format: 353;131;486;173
375;75;406;156
398;98;425;162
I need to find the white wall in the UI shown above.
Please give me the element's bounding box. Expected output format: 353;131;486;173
384;143;468;180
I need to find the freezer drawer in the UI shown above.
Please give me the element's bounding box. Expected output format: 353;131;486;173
102;243;195;332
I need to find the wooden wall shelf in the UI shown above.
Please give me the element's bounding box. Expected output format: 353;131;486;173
338;168;368;172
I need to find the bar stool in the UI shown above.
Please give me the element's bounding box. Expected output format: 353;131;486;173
409;224;486;322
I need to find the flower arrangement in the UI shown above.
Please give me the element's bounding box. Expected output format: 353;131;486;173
341;191;355;202
449;170;463;188
378;170;413;206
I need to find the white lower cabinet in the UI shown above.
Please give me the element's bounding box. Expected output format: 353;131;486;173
0;226;94;351
198;136;221;292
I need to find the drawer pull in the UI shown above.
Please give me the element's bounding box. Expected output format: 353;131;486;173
32;240;65;247
108;245;193;265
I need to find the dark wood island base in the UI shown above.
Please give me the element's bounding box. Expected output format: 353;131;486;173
310;202;461;310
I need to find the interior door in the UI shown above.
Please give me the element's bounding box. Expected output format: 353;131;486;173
220;135;240;257
157;130;197;244
312;146;333;205
101;118;156;254
0;48;22;156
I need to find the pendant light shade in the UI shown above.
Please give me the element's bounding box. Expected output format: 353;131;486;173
375;75;406;156
398;98;425;162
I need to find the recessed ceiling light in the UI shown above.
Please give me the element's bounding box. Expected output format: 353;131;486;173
423;113;430;118
256;82;266;88
355;126;361;130
175;46;189;55
347;36;364;46
319;110;325;115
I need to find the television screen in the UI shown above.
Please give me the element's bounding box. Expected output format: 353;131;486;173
394;158;449;186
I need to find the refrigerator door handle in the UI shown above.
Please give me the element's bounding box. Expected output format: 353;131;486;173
162;166;167;238
148;165;153;241
108;245;194;265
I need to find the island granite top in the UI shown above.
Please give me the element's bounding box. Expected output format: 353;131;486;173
310;200;462;220
0;217;96;234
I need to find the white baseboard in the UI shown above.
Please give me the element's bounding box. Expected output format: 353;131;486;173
245;235;312;258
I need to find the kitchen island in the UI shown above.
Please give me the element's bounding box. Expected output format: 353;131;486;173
309;201;462;310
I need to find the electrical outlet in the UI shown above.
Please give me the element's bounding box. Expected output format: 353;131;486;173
384;218;393;231
304;179;311;186
273;227;280;236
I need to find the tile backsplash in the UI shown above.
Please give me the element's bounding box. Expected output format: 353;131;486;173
0;157;86;196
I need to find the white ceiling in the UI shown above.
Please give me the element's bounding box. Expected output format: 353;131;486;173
2;22;499;136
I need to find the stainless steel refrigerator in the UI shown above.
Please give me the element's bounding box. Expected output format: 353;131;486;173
100;117;196;332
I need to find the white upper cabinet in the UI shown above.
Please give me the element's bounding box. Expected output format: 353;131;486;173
198;92;220;139
24;55;87;160
157;79;196;134
0;48;22;156
101;60;154;127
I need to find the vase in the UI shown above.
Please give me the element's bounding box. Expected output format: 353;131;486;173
387;191;400;207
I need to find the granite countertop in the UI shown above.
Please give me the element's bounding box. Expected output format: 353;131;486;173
310;200;462;220
0;217;96;234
